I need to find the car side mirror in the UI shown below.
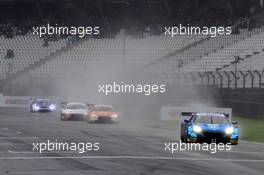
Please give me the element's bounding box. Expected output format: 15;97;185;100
184;119;190;123
232;121;238;125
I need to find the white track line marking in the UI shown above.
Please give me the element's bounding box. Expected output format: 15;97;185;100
8;150;33;154
0;156;263;162
8;150;77;154
0;143;25;146
0;137;38;139
8;149;264;155
221;150;264;154
240;140;264;146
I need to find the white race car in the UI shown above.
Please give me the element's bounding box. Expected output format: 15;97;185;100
60;102;88;121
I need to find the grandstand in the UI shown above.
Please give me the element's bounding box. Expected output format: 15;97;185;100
138;14;264;89
0;32;204;89
180;28;264;73
2;16;264;91
0;34;67;79
0;0;264;113
31;34;203;73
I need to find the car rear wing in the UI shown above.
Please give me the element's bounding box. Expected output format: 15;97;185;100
180;112;193;123
181;112;193;116
61;102;68;109
87;104;118;109
180;111;231;122
60;102;93;109
61;102;67;105
181;112;230;118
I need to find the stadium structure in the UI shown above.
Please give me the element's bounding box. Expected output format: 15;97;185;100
0;1;264;174
1;0;264;117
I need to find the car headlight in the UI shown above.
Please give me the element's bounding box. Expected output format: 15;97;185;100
49;104;56;109
91;114;97;117
63;112;70;115
33;104;39;110
225;127;234;135
111;114;118;118
193;125;202;133
90;114;98;121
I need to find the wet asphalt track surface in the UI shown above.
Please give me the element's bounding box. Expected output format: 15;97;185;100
0;108;264;175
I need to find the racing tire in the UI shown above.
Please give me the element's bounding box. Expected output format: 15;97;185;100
87;120;96;123
112;121;119;124
181;136;184;142
30;106;33;113
180;131;186;142
231;143;238;145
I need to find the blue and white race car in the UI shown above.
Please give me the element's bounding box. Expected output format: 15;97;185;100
181;112;239;145
30;97;56;112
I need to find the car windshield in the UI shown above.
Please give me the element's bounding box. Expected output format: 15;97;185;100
93;106;113;111
36;99;52;105
195;115;229;124
67;104;87;109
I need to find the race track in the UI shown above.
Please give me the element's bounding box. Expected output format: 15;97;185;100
0;108;263;175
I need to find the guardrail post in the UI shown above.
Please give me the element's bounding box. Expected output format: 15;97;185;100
205;72;210;84
216;71;223;88
239;71;247;88
230;71;237;89
224;71;230;88
254;70;262;88
198;72;205;85
248;70;254;88
208;71;216;85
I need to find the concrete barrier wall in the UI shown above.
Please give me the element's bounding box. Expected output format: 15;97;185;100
218;88;264;118
0;94;30;107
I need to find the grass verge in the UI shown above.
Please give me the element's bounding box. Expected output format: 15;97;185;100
233;116;264;143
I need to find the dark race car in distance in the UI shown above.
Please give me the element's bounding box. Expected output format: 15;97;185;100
181;112;239;145
30;98;56;112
